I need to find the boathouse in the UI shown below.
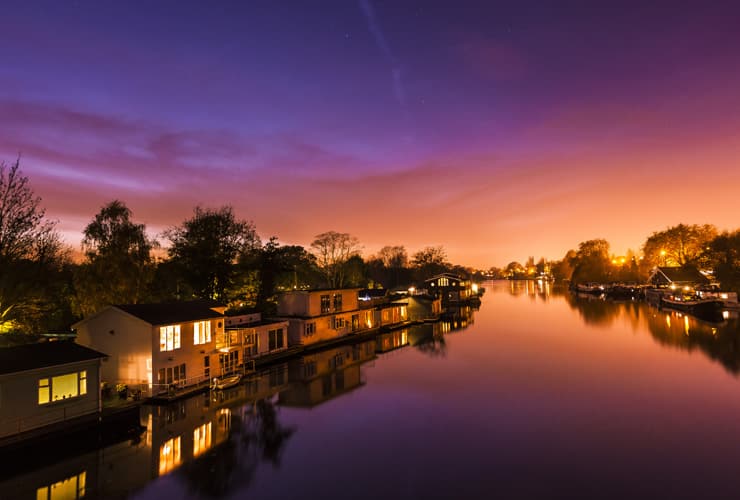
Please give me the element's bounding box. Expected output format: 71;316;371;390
0;341;107;441
424;273;475;304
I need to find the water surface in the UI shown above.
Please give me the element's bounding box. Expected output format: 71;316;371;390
7;280;740;499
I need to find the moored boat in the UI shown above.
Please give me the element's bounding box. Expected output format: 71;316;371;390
211;374;242;390
659;295;724;319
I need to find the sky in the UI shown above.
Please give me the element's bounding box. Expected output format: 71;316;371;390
2;1;740;268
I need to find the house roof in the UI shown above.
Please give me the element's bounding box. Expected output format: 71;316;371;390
114;299;225;326
653;266;710;284
424;273;463;284
0;341;107;376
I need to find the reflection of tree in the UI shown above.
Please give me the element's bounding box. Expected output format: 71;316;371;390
179;397;294;498
644;310;740;375
563;292;622;327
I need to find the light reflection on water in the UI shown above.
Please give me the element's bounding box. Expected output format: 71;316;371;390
5;280;740;499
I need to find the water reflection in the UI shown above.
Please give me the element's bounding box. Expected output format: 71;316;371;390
562;286;740;375
0;314;477;499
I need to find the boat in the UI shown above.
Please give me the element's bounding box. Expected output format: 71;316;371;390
659;295;724;319
574;282;606;295
211;374;242;390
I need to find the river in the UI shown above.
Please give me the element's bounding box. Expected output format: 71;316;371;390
7;280;740;499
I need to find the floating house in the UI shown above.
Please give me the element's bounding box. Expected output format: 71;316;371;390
648;266;711;289
74;300;226;394
277;288;368;346
276;288;408;347
0;341;107;442
424;273;476;304
221;313;290;367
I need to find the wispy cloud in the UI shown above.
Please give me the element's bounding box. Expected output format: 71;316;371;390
358;0;406;106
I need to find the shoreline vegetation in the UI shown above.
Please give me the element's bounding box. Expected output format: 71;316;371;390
2;158;740;339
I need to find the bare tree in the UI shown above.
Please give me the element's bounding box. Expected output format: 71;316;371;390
310;231;361;288
0;158;66;334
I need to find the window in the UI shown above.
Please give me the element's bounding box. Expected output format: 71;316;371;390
333;293;342;311
439;277;449;286
320;294;331;314
268;328;284;351
332;317;346;329
38;378;50;405
304;322;316;337
38;372;88;405
194;321;211;345
160;325;181;352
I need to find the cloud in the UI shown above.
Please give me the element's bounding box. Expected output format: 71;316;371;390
358;0;406;106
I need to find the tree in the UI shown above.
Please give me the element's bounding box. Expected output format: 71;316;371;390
253;237;320;312
309;231;361;288
707;230;740;292
0;158;68;334
73;200;156;316
642;224;717;269
0;158;57;264
375;245;409;288
411;246;449;280
165;206;261;301
504;261;525;279
569;239;612;283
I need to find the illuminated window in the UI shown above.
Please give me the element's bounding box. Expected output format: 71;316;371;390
159;436;182;476
52;373;78;401
193;422;212;457
333;293;342;311
193;321;211;345
320;295;331;314
79;371;87;396
439;277;449;286
160;325;181;352
38;378;50;405
36;471;86;500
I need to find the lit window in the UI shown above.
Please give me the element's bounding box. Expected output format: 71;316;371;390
52;373;78;401
159;436;182;476
79;371;87;396
38;378;50;405
160;325;181;352
194;321;211;345
193;422;212;457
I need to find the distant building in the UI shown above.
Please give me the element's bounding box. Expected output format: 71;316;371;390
649;266;711;289
277;288;368;346
424;273;475;304
277;289;408;347
74;300;226;394
0;342;107;441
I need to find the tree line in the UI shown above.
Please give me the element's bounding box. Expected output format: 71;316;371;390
495;224;740;290
0;159;476;336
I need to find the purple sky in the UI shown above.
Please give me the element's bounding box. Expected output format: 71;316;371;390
3;1;740;267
